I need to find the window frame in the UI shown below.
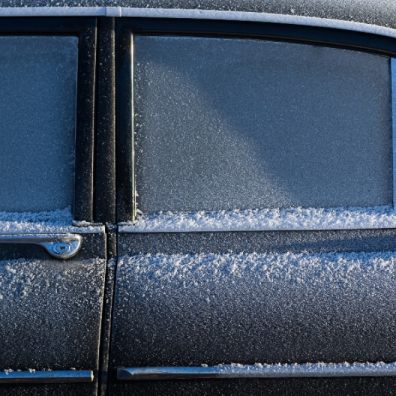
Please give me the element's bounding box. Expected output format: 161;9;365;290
0;17;97;222
116;18;396;222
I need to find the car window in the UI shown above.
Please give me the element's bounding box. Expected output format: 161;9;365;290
133;36;392;213
0;36;78;212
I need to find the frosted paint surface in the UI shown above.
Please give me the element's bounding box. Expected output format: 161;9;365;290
112;251;396;365
134;36;392;212
0;258;105;368
0;36;78;212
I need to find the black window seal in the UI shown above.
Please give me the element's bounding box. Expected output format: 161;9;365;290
95;17;116;224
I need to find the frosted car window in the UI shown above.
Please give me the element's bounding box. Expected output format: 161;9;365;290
0;36;78;212
134;36;392;213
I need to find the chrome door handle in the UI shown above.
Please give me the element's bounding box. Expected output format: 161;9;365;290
0;234;82;259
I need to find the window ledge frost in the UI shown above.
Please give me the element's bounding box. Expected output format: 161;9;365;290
0;208;103;234
119;206;396;233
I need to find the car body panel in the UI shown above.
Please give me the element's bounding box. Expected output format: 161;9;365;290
0;3;395;395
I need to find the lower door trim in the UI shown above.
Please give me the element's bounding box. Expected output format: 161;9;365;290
0;370;94;384
117;363;396;381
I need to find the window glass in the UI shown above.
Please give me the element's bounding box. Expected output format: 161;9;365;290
0;36;78;212
134;36;392;213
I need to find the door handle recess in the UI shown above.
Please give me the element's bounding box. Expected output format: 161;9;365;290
0;234;82;259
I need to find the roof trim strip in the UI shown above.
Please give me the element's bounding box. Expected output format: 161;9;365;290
0;7;396;39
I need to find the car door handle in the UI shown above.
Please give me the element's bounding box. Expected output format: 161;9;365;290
0;233;82;259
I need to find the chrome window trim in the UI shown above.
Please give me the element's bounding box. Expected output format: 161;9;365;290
0;7;395;42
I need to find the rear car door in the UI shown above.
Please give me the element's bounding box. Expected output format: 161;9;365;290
0;18;106;396
110;18;396;395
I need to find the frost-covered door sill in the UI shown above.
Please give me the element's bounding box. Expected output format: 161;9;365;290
0;208;104;235
120;206;396;233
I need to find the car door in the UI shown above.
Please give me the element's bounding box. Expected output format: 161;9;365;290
109;17;396;395
0;18;107;396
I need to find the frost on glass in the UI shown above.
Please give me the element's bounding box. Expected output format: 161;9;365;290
134;36;392;213
0;36;78;212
